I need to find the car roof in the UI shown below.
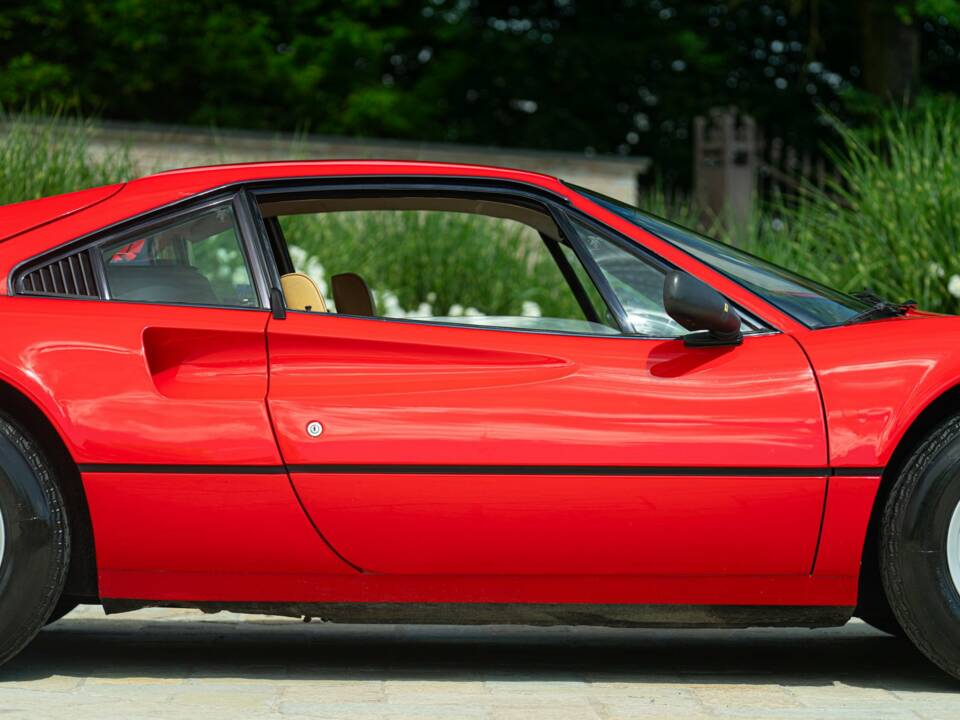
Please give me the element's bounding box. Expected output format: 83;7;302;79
0;160;574;293
125;159;566;204
0;160;568;248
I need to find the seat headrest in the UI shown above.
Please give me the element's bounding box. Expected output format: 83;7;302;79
280;272;327;312
332;273;376;317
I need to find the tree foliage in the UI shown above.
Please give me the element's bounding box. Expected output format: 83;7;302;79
1;1;959;186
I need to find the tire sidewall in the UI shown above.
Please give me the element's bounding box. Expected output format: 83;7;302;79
0;416;68;664
884;417;960;675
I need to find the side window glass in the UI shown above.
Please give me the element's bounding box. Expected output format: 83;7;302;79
100;204;258;308
570;218;686;338
275;207;620;335
558;242;616;328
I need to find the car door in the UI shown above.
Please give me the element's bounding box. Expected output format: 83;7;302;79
261;184;828;578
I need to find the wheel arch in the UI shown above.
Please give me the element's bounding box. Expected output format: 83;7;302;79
857;383;960;617
0;377;98;601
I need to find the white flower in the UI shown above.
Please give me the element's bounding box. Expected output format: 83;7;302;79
929;262;946;279
412;302;433;317
521;301;542;317
949;275;960;299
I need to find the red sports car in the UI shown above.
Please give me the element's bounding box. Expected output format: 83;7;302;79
0;160;958;679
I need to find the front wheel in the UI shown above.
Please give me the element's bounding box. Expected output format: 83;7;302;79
882;414;960;680
44;596;79;625
0;415;70;666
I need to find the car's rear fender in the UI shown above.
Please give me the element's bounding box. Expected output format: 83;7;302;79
0;372;98;600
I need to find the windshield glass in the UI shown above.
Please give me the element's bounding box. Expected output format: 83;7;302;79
569;184;870;329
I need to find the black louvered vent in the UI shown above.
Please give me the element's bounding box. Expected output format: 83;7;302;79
20;252;99;298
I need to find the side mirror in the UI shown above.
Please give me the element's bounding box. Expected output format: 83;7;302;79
663;271;742;347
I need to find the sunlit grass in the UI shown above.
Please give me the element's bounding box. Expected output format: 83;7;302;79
0;110;138;206
280;210;584;318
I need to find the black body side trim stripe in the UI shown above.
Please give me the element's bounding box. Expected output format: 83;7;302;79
79;464;288;475
79;463;884;477
830;467;884;477
287;464;884;477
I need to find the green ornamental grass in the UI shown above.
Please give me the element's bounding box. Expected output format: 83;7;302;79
772;109;960;313
0;110;137;206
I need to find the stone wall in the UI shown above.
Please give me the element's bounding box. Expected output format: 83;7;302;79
84;122;650;204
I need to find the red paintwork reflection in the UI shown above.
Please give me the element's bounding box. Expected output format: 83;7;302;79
813;475;880;577
268;313;828;577
0;297;278;465
797;315;960;468
267;314;826;468
293;472;826;576
0;183;123;241
84;471;355;583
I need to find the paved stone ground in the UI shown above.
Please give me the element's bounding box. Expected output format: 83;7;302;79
0;606;958;719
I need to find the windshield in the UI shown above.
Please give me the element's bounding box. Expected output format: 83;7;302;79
569;184;870;329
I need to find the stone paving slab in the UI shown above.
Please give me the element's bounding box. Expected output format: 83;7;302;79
0;606;957;719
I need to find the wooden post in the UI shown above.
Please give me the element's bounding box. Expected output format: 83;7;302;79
693;107;758;228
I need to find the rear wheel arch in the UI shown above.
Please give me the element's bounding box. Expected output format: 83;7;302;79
0;378;98;602
857;384;960;631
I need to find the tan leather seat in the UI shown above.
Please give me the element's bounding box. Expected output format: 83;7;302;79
280;272;327;312
332;273;376;317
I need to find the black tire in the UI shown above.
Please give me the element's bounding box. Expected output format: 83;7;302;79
855;562;906;636
881;413;960;680
857;604;905;637
44;596;79;626
0;414;70;666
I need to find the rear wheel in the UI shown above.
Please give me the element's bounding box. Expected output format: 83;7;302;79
857;600;905;637
882;413;960;680
0;414;70;666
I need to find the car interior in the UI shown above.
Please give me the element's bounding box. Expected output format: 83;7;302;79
100;206;258;308
258;194;624;334
94;193;738;338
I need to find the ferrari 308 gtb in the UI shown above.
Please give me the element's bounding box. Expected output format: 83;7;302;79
1;160;960;678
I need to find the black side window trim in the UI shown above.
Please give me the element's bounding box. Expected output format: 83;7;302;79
246;178;771;338
11;174;770;333
12;191;270;311
549;206;633;333
560;207;770;334
9;176;572;314
248;181;631;334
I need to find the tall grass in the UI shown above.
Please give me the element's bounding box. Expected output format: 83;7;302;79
772;110;960;313
0;111;137;205
630;108;960;315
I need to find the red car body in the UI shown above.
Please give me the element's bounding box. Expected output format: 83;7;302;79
0;160;955;624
